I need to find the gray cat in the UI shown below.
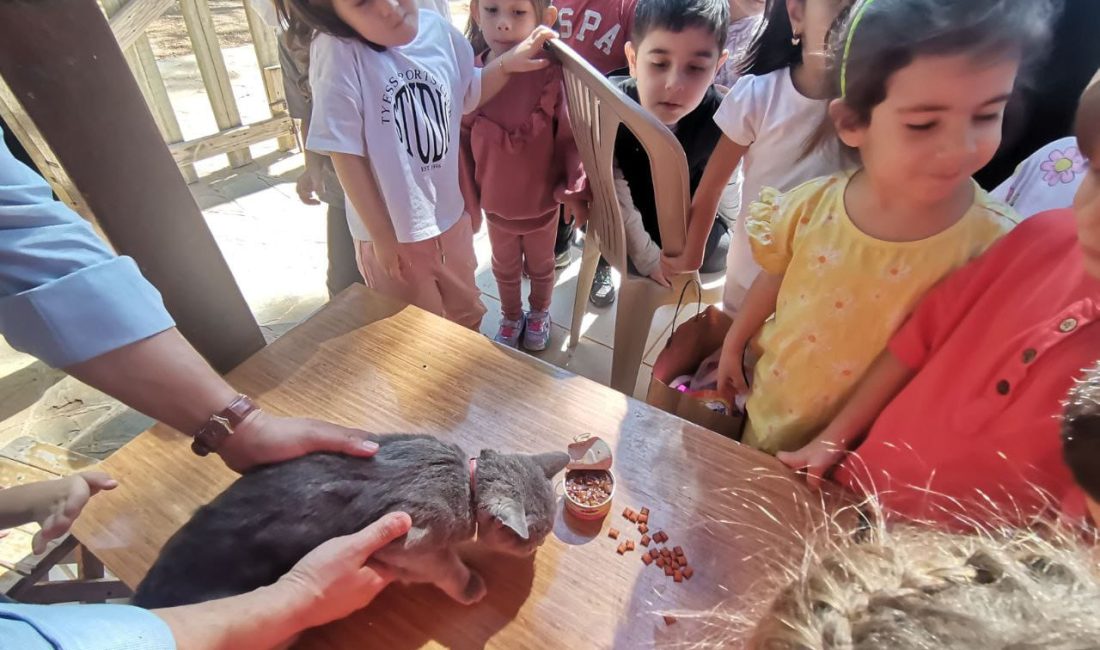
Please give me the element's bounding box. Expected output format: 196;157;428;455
132;434;569;608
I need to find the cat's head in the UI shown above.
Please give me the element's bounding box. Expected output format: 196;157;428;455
474;449;569;556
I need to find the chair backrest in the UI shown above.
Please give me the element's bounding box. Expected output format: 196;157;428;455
547;40;691;274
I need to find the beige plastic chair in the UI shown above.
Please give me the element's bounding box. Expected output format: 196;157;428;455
548;40;725;395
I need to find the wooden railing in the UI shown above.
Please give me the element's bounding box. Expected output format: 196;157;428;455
0;0;295;208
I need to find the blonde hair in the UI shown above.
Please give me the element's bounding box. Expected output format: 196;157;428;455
750;520;1100;649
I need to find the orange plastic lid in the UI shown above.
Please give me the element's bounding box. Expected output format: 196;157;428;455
566;434;613;471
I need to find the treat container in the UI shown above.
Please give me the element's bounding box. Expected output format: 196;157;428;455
563;468;616;520
562;434;614;521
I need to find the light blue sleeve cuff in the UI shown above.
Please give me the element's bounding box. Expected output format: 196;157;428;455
0;255;176;368
0;603;176;650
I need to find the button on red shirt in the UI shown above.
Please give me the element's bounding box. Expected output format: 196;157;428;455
834;210;1100;527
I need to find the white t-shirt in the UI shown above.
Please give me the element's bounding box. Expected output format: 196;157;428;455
307;11;481;243
715;68;842;307
991;136;1086;220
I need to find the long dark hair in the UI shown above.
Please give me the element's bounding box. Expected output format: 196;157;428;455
738;0;801;76
274;0;386;51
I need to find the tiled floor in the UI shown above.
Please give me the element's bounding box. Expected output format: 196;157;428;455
0;151;688;456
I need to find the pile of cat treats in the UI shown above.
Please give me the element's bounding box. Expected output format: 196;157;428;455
607;506;694;625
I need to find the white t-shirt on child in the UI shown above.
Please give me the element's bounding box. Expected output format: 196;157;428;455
307;11;481;243
715;67;841;309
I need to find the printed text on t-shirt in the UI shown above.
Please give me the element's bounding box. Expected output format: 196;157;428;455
381;67;453;171
558;8;622;56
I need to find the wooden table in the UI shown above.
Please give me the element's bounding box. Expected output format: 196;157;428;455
73;286;829;648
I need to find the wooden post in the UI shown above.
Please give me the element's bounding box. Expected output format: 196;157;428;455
0;78;96;221
243;0;296;152
100;0;199;184
0;0;266;373
178;0;253;168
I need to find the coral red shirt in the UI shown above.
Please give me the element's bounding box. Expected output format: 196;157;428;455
834;210;1100;527
555;0;638;75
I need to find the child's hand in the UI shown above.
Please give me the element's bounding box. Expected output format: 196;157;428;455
295;167;323;206
372;240;407;281
716;329;750;402
500;26;557;75
647;265;671;288
776;440;847;491
30;472;119;554
1075;162;1100;280
563;198;589;228
660;247;703;277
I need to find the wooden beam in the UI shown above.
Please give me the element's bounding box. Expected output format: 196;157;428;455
170;115;293;165
243;0;296;152
179;0;252;167
0;0;267;373
14;577;133;604
0;77;95;221
101;0;198;183
108;0;175;52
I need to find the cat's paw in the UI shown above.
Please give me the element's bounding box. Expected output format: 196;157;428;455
456;571;487;605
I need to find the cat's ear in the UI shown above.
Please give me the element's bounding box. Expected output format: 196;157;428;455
531;452;569;479
490;500;530;540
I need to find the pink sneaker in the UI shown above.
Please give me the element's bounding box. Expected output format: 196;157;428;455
494;315;525;348
523;310;551;351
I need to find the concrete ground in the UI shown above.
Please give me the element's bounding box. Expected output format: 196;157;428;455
0;5;684;458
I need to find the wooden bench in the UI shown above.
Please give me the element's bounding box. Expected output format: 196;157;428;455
0;437;131;603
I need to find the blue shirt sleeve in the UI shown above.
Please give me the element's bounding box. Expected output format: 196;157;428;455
0;127;175;367
0;603;176;650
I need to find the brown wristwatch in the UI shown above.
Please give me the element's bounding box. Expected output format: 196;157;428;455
191;394;260;457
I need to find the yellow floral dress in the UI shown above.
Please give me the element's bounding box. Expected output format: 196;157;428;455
743;173;1018;453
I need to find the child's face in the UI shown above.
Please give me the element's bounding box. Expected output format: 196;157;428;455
625;28;727;126
333;0;420;47
834;53;1018;205
473;0;555;57
729;0;765;20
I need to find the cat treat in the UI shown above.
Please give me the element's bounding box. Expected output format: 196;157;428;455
642;553;653;565
682;566;694;580
608;528;620;539
663;615;678;626
640;534;651;546
638;523;649;535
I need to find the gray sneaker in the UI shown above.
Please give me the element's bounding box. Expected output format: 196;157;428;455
523;311;551;351
554;248;572;269
494;314;525;348
589;263;616;307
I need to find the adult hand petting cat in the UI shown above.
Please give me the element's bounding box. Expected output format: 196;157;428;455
276;511;413;629
216;409;381;473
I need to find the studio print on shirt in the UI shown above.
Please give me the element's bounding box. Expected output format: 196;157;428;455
381;68;453;172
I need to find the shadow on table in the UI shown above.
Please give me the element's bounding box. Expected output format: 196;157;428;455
602;399;830;648
301;545;540;649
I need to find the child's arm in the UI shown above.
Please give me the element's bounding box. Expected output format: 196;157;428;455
716;269;781;400
662;135;748;275
553;80;590;227
614;166;668;287
477;27;557;108
329;152;405;279
0;472;118;553
776;351;916;490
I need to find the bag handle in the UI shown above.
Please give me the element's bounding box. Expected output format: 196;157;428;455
667;277;703;343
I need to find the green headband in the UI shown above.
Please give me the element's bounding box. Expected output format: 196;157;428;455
840;0;877;99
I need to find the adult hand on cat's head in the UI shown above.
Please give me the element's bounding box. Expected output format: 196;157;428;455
277;511;412;629
217;410;380;473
